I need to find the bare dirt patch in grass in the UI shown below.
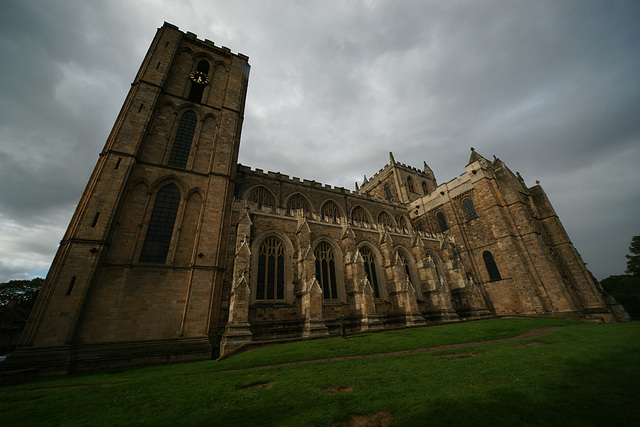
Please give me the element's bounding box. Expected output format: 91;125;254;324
517;342;550;348
435;353;477;360
321;384;353;393
330;411;394;427
236;382;273;392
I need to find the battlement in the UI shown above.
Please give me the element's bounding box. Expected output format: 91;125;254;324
164;22;249;60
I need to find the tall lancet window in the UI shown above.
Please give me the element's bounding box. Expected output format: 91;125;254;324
360;246;381;298
314;242;338;299
397;250;415;285
437;211;448;232
188;60;210;103
140;184;181;263
256;237;285;300
483;251;502;282
168;110;197;169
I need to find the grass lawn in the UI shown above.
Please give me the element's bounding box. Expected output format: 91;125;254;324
1;318;639;426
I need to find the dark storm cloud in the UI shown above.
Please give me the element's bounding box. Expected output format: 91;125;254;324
1;0;639;281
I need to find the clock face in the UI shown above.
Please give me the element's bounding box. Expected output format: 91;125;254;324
190;71;210;85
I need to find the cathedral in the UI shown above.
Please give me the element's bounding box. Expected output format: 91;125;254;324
6;23;628;374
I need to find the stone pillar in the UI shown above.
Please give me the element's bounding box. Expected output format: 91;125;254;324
297;218;328;337
301;276;329;337
351;250;383;332
220;209;253;355
220;274;253;355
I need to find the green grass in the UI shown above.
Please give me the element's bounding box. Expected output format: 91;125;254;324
1;318;639;426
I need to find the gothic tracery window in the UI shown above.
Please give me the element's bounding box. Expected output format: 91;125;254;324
248;186;274;209
422;181;429;195
139;184;181;263
351;206;370;224
360;246;381;298
314;242;338;299
256;237;285;300
378;211;394;227
168;110;197;169
321;200;342;222
286;193;310;215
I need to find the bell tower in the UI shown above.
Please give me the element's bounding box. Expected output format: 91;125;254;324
11;23;250;373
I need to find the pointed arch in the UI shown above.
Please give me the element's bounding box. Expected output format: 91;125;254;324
168;110;198;169
351;205;372;224
320;199;344;222
246;186;275;209
286;193;312;216
377;210;395;227
396;246;417;286
358;244;387;299
407;177;416;193
251;231;294;303
312;239;343;300
139;184;181;263
188;59;210;103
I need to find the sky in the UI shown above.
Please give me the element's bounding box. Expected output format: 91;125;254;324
0;0;639;282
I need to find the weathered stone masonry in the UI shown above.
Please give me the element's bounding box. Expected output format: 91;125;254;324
4;23;628;375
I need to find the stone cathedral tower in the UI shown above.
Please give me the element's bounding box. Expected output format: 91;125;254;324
10;23;250;372
6;23;628;377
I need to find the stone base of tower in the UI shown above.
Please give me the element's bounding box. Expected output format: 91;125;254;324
2;338;213;380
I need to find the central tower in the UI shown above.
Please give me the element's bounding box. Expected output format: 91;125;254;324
13;23;250;371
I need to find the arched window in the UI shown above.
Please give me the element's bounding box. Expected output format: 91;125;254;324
422;181;429;195
397;215;409;230
378;211;394;227
462;198;478;220
351;206;370;223
140;184;181;263
286;194;310;215
397;250;415;285
314;242;338;299
168;111;197;169
360;246;381;298
248;186;274;209
436;211;448;232
256;237;285;300
483;251;502;282
321;200;342;222
188;60;209;103
407;177;416;193
384;185;393;201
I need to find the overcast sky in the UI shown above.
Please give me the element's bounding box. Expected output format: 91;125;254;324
1;0;639;282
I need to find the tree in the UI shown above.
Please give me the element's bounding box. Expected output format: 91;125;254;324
0;278;43;309
626;235;640;276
